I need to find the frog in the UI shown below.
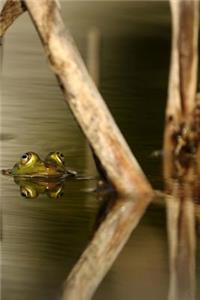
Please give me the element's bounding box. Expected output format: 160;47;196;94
2;151;77;178
1;152;111;200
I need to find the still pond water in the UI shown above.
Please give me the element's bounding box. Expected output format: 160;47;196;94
1;1;200;300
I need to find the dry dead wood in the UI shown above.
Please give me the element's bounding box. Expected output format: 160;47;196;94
0;0;153;197
0;0;25;36
164;0;199;160
166;0;199;123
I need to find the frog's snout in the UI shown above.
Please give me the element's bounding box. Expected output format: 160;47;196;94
1;169;12;175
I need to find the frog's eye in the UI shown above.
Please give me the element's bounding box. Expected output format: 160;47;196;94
20;152;31;165
57;191;64;199
21;189;29;198
48;187;64;199
57;152;65;163
20;186;38;199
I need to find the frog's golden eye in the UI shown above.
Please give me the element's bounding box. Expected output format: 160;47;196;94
48;187;64;199
21;153;30;165
20;152;31;165
57;191;64;199
20;186;38;199
56;152;65;163
20;188;29;198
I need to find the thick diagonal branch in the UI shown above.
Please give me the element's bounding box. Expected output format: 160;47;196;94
0;0;153;196
22;0;152;197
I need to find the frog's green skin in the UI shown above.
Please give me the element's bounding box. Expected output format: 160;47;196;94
2;151;77;178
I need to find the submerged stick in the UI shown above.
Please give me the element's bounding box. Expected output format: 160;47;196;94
62;194;152;300
0;0;153;197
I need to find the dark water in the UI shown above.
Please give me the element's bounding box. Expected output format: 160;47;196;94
1;1;200;300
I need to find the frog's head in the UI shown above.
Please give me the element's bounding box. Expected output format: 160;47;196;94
45;152;65;169
12;152;46;175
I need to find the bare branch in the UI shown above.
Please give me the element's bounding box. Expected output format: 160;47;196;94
164;0;199;165
166;0;199;123
0;0;26;37
23;0;152;197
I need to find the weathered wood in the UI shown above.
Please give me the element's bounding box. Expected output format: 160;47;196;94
0;0;153;197
0;0;25;36
194;92;200;155
163;124;198;300
162;135;197;300
62;194;152;300
166;0;199;123
164;0;199;159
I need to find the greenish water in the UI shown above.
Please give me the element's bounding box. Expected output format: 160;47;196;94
1;2;199;300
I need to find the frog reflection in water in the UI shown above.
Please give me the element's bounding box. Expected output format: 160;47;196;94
4;151;77;178
14;177;65;199
2;152;113;199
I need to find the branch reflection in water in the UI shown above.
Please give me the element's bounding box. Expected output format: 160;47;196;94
164;153;199;300
62;192;152;300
